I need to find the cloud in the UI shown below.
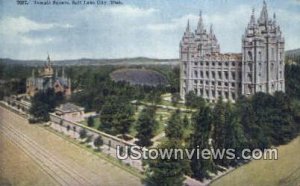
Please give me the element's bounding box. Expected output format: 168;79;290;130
0;2;299;60
0;16;72;35
20;36;55;45
105;5;158;17
0;16;72;47
144;14;198;31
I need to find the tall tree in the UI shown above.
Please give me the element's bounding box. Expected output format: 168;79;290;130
29;88;64;122
190;105;216;180
185;91;205;109
212;99;226;164
87;116;94;127
223;102;247;166
135;107;157;147
144;140;190;186
165;110;184;141
94;136;104;151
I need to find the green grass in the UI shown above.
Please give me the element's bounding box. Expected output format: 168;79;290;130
211;136;300;186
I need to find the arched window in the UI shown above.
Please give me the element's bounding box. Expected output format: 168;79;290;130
248;51;253;61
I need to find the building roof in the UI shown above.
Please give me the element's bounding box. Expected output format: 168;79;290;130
199;53;242;61
55;102;84;113
55;77;69;87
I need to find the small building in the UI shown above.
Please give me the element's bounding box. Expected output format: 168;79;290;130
55;103;85;122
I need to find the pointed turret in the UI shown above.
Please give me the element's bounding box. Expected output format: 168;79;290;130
210;24;213;35
273;13;276;25
186;19;190;33
259;0;268;25
46;53;51;67
196;10;204;33
249;8;256;26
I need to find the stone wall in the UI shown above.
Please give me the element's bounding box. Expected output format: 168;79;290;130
49;113;136;150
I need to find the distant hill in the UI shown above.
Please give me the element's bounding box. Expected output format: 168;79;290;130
286;48;300;57
286;48;300;65
2;48;299;66
0;57;179;67
110;68;168;87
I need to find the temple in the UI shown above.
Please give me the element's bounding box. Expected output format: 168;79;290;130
180;1;285;102
26;54;72;97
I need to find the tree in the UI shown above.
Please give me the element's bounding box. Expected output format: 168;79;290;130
272;91;297;144
94;136;104;150
183;115;189;128
223;102;247;166
171;93;180;106
185;91;205;109
135;107;157;147
212;99;226;165
29;100;49;122
144;140;190;186
29;88;64;122
165;110;184;141
79;128;87;139
190;105;216;180
87;116;94;127
100;96;135;135
113;104;135;137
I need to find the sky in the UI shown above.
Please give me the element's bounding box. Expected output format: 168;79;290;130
0;0;299;60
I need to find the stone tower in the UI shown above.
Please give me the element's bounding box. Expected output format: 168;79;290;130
241;1;285;96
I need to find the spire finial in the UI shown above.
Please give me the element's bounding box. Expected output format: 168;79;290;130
197;10;204;33
259;0;268;24
210;24;213;34
46;53;51;67
186;19;190;32
273;12;276;19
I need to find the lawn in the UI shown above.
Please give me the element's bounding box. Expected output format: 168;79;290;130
211;136;300;186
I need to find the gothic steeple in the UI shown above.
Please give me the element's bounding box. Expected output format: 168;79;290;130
273;12;276;25
186;19;190;33
259;0;268;25
196;11;204;33
46;53;51;67
249;8;256;26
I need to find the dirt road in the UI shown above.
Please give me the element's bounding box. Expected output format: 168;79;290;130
0;106;142;186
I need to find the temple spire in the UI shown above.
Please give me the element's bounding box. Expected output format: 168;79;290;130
209;24;214;37
273;13;276;24
249;8;256;26
197;10;204;33
186;19;190;32
47;53;50;66
259;0;268;24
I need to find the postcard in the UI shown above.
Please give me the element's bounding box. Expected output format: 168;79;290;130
0;0;299;186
